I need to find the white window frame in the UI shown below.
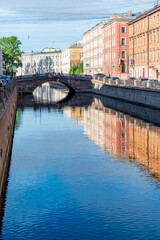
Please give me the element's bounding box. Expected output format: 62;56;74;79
121;26;126;33
121;37;126;45
121;50;126;59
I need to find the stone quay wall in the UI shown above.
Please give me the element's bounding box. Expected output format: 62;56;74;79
0;81;17;198
92;80;160;109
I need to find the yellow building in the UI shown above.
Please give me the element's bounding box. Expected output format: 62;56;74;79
128;5;160;80
62;40;83;74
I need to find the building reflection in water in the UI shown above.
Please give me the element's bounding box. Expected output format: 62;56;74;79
63;98;160;181
63;107;84;126
33;82;69;104
32;85;160;181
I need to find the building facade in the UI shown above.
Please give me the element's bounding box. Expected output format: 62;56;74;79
83;21;105;75
17;48;62;76
62;40;83;74
83;12;136;78
103;14;135;79
128;5;160;80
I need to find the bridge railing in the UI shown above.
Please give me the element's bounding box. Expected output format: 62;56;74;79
14;73;93;82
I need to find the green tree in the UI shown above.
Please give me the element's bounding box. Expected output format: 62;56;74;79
0;36;22;76
69;61;83;75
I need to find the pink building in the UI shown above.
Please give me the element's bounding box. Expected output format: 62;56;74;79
103;15;135;79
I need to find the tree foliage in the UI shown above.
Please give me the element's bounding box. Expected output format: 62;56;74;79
0;36;22;76
69;61;83;75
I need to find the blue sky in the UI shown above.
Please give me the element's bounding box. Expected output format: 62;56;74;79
0;0;154;52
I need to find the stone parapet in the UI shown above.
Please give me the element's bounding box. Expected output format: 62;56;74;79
0;82;17;198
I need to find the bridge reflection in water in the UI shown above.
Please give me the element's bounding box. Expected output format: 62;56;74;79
33;82;69;104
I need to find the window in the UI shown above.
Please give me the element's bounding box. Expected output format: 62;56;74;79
150;32;152;44
153;50;155;63
121;38;126;45
121;27;126;33
154;16;155;25
157;50;159;63
121;64;125;73
143;21;145;29
121;51;125;58
153;31;155;43
141;22;142;30
157;29;159;43
149;52;152;63
158;14;159;24
150;18;152;27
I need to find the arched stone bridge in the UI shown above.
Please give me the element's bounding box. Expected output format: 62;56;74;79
15;74;93;94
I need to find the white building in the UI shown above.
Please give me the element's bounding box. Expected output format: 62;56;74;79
83;21;105;75
17;48;62;76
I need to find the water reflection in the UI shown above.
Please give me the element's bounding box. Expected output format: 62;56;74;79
33;82;69;104
32;85;160;181
2;86;160;239
83;99;160;180
63;107;84;126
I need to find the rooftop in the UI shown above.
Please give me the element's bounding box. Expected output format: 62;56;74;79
83;11;139;35
128;4;160;24
42;48;61;52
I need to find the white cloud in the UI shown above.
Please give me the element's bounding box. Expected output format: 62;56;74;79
0;0;155;51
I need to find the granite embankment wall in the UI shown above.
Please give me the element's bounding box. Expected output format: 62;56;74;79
0;81;17;198
92;80;160;109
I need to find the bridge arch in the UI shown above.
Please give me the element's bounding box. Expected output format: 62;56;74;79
16;74;93;94
17;78;75;95
33;81;75;104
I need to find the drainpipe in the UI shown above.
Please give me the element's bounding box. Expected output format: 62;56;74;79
147;15;149;79
110;23;112;77
133;23;135;77
103;24;106;74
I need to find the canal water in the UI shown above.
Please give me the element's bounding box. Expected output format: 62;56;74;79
1;83;160;239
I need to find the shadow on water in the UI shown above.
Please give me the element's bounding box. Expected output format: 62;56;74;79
0;121;16;239
18;89;94;111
